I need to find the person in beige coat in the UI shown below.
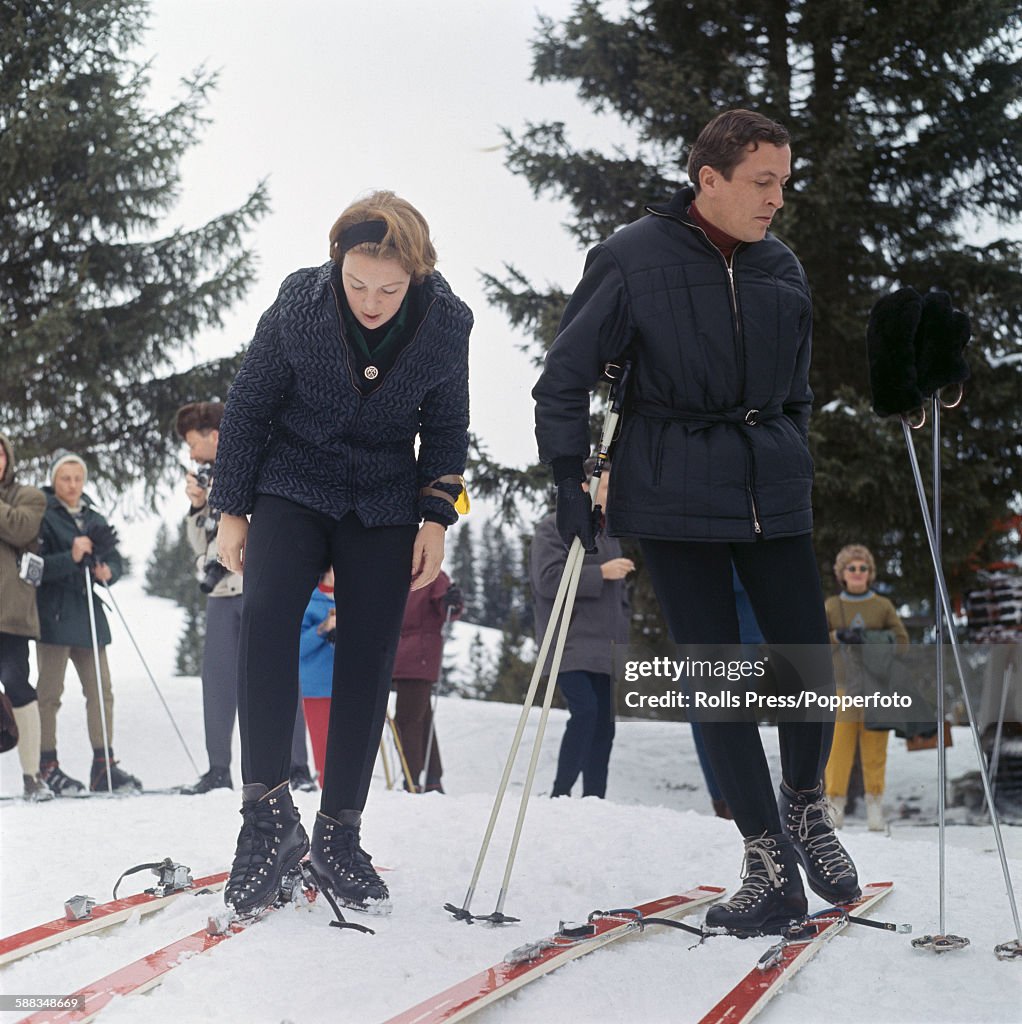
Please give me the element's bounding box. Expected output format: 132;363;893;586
0;433;52;801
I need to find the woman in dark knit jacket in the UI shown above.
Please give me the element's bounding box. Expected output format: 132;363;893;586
210;191;471;917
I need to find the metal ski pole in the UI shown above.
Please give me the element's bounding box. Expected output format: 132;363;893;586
445;361;630;924
932;398;948;938
985;661;1013;814
84;565;114;794
900;415;1022;957
96;580;200;777
420;603;456;792
444;537;585;922
386;712;416;793
378;730;394;789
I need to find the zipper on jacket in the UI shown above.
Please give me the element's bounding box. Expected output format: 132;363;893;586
650;209;762;535
748;487;762;535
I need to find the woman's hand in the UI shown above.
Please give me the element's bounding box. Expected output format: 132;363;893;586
217;513;249;574
91;561;113;583
410;521;445;591
71;535;93;563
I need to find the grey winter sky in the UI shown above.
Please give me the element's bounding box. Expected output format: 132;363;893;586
142;0;631;473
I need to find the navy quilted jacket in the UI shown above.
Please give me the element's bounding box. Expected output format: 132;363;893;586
533;186;814;542
210;263;471;527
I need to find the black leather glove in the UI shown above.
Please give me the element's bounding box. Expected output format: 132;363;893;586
836;627;865;645
84;521;120;561
324;627;337;646
556;481;599;553
443;585;463;610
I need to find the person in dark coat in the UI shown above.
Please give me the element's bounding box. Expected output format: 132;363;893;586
0;433;52;801
392;569;462;793
210;191;471;918
35;450;141;794
530;464;631;799
533;110;859;936
174;401;314;796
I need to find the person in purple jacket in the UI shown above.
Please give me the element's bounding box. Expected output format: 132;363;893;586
392;569;463;793
210;191;471;919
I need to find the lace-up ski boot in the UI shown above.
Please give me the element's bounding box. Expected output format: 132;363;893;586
704;833;807;936
39;757;87;797
310;811;391;915
779;781;860;904
224;781;310;916
179;766;233;795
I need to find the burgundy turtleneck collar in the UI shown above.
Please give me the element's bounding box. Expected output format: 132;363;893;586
688;201;742;262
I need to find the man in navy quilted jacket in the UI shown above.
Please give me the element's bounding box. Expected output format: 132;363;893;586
534;110;860;936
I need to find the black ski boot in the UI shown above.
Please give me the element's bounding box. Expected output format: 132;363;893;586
779;781;861;904
310;810;391;915
704;833;807;936
39;756;88;797
179;766;233;795
90;752;143;793
224;781;310;916
289;764;317;793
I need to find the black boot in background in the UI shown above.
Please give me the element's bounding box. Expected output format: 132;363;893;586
704;833;807;936
90;749;142;793
779;781;861;904
225;781;310;916
310;810;391;914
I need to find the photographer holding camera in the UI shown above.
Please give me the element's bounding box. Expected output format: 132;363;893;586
175;403;315;795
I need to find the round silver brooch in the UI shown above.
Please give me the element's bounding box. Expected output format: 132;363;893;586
364;365;379;380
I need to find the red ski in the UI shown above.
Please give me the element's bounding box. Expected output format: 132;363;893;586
0;867;227;968
380;886;725;1024
14;885;317;1024
698;881;896;1024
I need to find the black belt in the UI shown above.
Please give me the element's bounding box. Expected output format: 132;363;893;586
634;401;782;428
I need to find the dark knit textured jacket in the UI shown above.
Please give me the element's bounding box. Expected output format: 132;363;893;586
210;264;472;527
533;186;814;542
37;489;123;647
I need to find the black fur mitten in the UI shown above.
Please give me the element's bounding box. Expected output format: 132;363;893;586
866;287;923;417
915;290;971;398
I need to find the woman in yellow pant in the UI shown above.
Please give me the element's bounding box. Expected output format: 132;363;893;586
824;544;908;831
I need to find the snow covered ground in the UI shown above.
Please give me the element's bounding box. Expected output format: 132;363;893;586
2;577;1021;1023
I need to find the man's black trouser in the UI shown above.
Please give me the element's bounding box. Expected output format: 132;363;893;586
640;533;835;838
238;496;416;815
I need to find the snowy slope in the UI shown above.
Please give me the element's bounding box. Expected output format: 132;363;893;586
1;577;1021;1024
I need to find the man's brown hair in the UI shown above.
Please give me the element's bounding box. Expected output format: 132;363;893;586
175;402;224;439
687;109;791;192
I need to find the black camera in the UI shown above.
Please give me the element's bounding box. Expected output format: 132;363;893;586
199;558;230;594
193;463;214;490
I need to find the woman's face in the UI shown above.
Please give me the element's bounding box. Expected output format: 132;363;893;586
53;463;86;506
842;561;871;594
341;251;411;331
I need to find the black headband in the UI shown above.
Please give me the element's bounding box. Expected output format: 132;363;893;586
337;219;389;253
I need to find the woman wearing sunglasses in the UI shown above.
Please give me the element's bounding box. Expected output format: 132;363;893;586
825;544;909;831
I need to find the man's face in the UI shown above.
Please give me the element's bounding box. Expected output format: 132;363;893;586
695;143;791;243
184;429;218;464
0;446;7;479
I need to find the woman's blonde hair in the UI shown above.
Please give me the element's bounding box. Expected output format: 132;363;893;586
833;544;876;587
328;190;437;284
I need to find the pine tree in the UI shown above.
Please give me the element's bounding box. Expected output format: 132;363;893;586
480;0;1022;605
449;522;479;623
0;0;268;498
144;518;206;675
